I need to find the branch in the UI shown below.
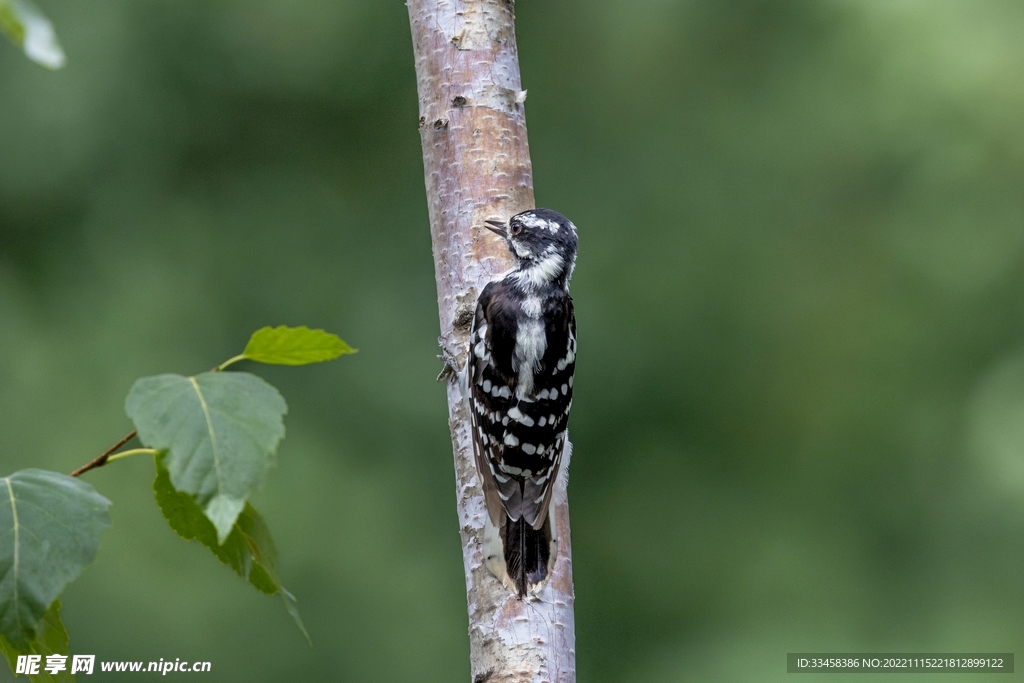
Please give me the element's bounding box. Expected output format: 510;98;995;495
407;2;576;681
70;429;137;477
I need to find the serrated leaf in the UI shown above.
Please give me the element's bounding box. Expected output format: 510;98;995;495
153;458;308;641
153;457;279;593
0;470;111;648
242;326;355;366
125;372;286;542
0;0;64;69
0;600;73;682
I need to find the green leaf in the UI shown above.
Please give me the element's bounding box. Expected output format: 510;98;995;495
153;457;278;593
153;457;309;642
125;372;286;542
0;600;73;682
241;326;355;366
0;0;65;69
0;470;111;648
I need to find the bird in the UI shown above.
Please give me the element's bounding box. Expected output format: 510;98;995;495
467;207;578;597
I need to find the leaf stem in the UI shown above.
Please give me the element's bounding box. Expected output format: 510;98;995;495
70;429;137;477
105;448;158;463
216;354;248;371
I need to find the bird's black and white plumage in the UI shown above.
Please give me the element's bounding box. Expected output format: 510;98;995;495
468;208;578;597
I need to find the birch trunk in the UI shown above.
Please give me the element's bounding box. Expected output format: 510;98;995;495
407;2;576;681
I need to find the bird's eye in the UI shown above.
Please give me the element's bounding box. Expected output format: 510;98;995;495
510;223;523;236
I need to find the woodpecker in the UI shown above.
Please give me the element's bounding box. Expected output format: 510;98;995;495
468;208;578;597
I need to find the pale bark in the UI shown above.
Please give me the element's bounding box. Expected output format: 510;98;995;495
407;1;576;681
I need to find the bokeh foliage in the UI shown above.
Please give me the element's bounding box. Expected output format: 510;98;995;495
2;0;1024;681
0;0;65;70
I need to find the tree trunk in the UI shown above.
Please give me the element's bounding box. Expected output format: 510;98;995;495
406;1;577;681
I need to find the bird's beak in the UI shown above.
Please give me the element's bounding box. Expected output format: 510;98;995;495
484;219;508;238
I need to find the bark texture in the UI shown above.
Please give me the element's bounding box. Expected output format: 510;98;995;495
407;2;576;681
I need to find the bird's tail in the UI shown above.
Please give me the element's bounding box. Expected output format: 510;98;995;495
504;514;553;598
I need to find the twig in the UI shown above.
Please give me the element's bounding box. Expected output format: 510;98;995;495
70;429;138;477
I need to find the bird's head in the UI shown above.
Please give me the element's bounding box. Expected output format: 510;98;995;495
485;208;578;288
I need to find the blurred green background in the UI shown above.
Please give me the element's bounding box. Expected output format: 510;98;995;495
2;0;1024;681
